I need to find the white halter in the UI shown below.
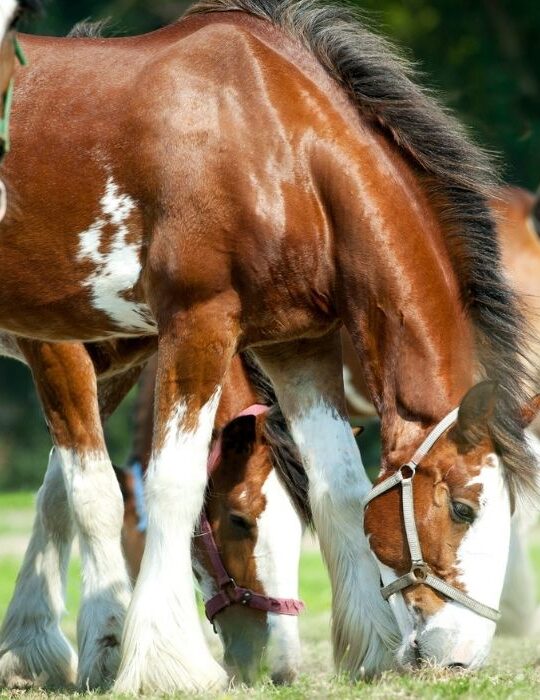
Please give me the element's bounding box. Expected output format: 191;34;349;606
364;408;500;623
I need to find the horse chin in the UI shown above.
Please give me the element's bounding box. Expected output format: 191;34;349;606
216;607;269;685
397;602;495;670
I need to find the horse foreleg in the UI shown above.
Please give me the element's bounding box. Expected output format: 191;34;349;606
256;333;399;679
115;304;236;693
0;448;77;689
20;341;132;690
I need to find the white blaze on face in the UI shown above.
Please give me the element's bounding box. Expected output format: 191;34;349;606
415;456;511;667
254;469;302;675
0;1;17;43
116;388;228;692
77;176;156;333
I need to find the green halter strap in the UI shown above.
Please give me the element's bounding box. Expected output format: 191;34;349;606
0;35;27;156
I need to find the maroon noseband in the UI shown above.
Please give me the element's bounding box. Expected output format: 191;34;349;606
201;403;305;625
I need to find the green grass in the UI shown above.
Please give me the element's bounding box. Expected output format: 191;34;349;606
1;492;540;699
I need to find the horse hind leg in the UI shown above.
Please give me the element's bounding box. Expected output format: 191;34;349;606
255;333;399;679
0;449;77;689
19;341;132;690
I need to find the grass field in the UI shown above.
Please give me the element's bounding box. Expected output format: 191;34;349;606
1;492;540;698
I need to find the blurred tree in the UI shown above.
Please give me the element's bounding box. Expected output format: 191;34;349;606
3;0;538;489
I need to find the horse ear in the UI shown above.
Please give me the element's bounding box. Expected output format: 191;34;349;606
521;394;540;427
455;381;498;447
221;414;258;456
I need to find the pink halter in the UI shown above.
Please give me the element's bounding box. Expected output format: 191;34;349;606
201;403;305;625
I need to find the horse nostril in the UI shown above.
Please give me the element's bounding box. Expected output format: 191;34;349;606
448;662;467;670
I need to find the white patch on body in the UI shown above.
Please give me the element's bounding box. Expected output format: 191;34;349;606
255;469;302;678
0;449;77;688
115;389;228;693
343;364;376;416
0;0;17;42
57;446;132;688
286;399;398;676
77;176;156;333
413;457;510;667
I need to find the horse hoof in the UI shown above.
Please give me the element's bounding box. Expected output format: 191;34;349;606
114;652;228;694
77;638;121;690
0;638;77;690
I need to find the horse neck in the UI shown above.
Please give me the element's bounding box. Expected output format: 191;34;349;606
329;133;477;466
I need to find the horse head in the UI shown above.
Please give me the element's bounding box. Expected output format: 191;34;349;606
195;408;304;685
365;382;540;669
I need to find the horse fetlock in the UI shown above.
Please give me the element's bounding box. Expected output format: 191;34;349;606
0;624;77;689
77;605;126;690
114;642;228;694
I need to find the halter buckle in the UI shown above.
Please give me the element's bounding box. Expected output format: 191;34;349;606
410;562;429;582
399;462;416;481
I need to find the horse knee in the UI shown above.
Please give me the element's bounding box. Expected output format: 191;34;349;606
60;450;123;538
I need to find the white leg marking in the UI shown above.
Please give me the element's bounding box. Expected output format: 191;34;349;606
498;431;540;635
255;469;302;682
76;176;156;332
0;1;17;41
58;447;131;689
498;515;537;636
286;400;398;677
115;389;228;693
0;450;77;688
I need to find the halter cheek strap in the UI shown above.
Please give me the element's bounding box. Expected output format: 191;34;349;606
364;408;500;623
199;403;305;625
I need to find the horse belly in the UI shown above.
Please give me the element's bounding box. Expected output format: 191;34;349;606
0;176;157;342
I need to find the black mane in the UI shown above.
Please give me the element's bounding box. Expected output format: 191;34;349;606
241;352;312;526
190;0;538;502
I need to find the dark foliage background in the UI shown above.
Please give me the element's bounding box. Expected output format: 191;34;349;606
1;0;538;488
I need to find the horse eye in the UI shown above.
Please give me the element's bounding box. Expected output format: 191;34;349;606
229;513;253;532
451;500;476;525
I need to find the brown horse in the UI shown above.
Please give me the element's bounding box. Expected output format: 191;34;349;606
1;0;538;691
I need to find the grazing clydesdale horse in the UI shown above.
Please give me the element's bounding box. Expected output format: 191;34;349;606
342;185;540;636
0;0;538;691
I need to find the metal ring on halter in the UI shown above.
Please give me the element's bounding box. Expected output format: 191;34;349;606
399;462;416;480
